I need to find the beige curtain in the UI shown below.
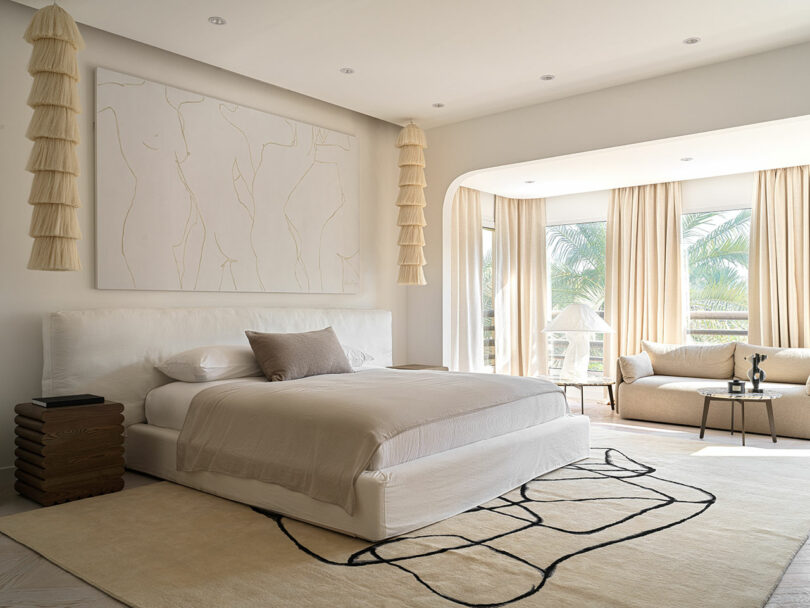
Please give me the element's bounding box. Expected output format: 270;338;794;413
749;165;810;347
605;182;684;369
494;196;548;376
450;187;484;371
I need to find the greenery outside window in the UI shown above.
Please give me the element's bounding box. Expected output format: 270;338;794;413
682;209;750;343
546;221;607;375
482;227;495;370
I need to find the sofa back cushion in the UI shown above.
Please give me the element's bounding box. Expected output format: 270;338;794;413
641;341;736;379
734;343;810;384
618;352;654;384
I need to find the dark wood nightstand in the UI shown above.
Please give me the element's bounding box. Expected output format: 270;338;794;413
388;364;450;371
14;401;125;506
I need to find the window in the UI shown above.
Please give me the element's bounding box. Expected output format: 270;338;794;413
482;228;494;370
682;209;751;343
546;221;607;374
478;202;750;376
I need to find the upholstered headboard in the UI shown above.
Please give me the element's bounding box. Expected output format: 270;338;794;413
42;307;393;426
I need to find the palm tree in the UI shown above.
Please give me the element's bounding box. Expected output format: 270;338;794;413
682;209;750;342
546;222;607;311
682;210;750;310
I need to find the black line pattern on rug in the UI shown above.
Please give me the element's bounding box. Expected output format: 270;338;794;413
256;448;716;607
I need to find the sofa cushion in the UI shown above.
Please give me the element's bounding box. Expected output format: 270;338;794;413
618;352;654;384
641;341;736;379
618;376;810;439
734;343;810;384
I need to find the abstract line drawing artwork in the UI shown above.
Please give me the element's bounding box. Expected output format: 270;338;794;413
261;448;715;607
95;68;359;293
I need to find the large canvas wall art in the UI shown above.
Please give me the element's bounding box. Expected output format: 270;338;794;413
95;68;359;293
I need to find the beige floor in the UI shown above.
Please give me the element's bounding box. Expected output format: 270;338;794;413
0;393;807;607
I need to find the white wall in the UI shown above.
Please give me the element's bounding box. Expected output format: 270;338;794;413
0;0;403;468
681;172;755;213
546;190;609;225
544;171;756;224
418;41;810;366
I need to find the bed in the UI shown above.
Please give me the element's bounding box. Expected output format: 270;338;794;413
42;307;589;540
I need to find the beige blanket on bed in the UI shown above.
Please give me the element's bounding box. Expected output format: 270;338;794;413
176;369;564;513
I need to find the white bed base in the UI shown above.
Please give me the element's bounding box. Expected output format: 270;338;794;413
42;306;590;540
126;415;589;541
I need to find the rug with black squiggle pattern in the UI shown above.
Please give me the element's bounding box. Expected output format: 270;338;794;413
2;431;809;608
259;447;717;607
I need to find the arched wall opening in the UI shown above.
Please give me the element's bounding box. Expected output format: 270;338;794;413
441;114;810;368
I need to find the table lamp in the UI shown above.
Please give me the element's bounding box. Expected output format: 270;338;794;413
543;303;614;378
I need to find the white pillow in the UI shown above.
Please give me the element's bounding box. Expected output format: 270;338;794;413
156;345;262;382
342;345;375;369
619;352;654;384
806;375;810;397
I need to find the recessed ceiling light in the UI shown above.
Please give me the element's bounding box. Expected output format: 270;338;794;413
540;74;555;81
432;102;445;108
208;16;226;25
683;37;701;45
524;180;535;184
339;67;355;75
680;157;694;162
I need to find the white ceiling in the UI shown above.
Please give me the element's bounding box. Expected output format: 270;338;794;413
460;115;810;198
13;0;810;128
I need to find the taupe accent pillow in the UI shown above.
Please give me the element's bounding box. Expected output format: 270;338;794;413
245;327;353;382
618;352;654;384
641;340;736;379
733;343;810;384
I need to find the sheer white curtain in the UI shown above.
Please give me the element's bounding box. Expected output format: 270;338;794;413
494;196;548;376
749;165;810;347
450;187;483;371
605;182;684;368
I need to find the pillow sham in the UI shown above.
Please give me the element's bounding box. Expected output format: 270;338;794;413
618;352;654;384
342;345;375;369
156;345;262;383
246;326;353;382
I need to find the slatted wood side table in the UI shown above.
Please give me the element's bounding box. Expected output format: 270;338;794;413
14;401;125;506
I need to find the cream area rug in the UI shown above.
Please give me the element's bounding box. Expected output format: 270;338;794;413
1;426;809;608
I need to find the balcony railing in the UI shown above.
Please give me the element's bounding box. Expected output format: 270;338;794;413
483;309;748;369
483;308;495;366
687;310;748;337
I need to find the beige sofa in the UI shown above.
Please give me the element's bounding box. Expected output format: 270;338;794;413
616;341;810;439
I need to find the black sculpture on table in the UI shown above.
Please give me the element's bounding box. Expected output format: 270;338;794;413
746;353;768;393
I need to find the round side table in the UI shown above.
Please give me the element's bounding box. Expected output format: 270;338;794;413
696;388;781;446
539;376;616;415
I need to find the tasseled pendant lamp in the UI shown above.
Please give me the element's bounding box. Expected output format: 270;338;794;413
23;4;85;271
395;122;427;285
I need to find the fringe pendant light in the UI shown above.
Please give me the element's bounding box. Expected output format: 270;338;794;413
23;4;85;271
395;122;427;285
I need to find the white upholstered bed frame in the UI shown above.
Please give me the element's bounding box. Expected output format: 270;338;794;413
42;307;589;540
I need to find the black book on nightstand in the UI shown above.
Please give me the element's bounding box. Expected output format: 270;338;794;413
31;394;105;408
